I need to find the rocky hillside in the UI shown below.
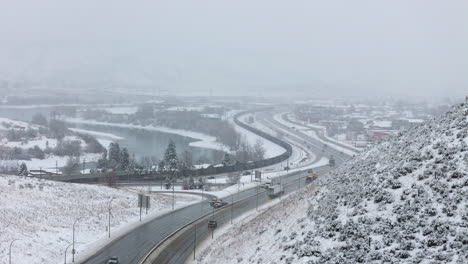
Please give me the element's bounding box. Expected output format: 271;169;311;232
195;98;468;264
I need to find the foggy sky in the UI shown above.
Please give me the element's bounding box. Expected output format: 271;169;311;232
0;0;467;98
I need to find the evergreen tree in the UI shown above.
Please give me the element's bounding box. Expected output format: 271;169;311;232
31;113;48;126
120;147;130;170
163;140;178;172
158;160;165;173
188;175;195;189
19;163;28;176
222;153;231;166
180;150;193;169
197;177;204;189
108;142;121;169
97;150;108;169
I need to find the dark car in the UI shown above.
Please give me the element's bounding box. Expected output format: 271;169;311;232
241;171;251;175
208;220;218;229
107;256;119;264
210;198;228;208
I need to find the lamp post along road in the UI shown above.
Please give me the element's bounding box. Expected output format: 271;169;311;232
224;190;235;224
72;218;80;263
64;243;73;264
9;239;19;264
108;197;115;238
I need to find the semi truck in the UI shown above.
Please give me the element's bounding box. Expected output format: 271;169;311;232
265;184;284;198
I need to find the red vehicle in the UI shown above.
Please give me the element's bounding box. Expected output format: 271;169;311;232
306;173;318;183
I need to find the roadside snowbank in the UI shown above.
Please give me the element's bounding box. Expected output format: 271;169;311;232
0;175;197;264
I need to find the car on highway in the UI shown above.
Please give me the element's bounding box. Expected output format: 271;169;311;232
209;198;228;208
306;173;318;183
107;256;119;264
241;171;251;175
208;220;218;229
207;176;215;179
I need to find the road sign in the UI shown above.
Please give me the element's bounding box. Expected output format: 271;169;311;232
255;170;262;180
138;194;150;208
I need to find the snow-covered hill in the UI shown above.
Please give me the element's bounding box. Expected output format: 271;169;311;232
0;175;195;264
194;98;468;264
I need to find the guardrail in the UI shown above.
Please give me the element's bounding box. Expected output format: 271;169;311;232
43;108;293;183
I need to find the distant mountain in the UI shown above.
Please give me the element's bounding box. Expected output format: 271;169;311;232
197;97;468;264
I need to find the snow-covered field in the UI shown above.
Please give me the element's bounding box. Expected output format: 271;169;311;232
0;117;35;130
193;100;468;263
0;175;197;264
0;131;104;171
103;106;139;115
65;118;231;152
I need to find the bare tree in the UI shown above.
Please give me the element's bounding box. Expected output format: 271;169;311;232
180;150;194;169
252;139;266;161
103;171;118;187
227;172;240;184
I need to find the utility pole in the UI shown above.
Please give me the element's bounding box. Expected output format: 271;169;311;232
56;160;58;174
82;158;86;174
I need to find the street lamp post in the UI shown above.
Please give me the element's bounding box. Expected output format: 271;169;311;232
200;185;204;216
224;190;235;224
172;177;175;210
193;222;197;260
108;197;115;238
72;218;81;263
64;243;73;264
9;239;19;264
256;183;259;211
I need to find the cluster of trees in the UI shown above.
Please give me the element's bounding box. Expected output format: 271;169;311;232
97;142;131;170
182;176;204;190
234;138;266;163
0;145;47;161
132;109;242;151
6;128;37;141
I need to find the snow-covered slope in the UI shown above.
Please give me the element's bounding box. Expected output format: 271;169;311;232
194;99;468;264
0;175;194;264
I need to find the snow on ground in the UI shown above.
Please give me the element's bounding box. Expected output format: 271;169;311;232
1;135;59;150
103;106;139;115
192;100;468;264
274;113;358;156
65;118;231;152
69;128;124;140
25;152;102;171
166;106;204;112
229;114;285;159
189;185;316;264
0;132;104;171
288;113;363;152
0;117;36;130
0;175;198;264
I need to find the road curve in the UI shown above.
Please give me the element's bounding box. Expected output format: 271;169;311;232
140;109;354;264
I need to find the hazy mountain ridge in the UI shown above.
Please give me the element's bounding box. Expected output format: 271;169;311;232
195;98;468;264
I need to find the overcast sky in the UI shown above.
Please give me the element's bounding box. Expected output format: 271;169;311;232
0;0;467;98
